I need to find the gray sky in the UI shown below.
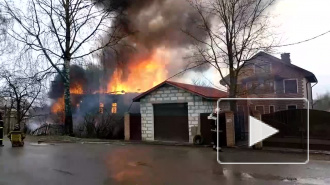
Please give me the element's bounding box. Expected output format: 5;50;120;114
2;0;329;100
198;0;330;98
273;0;330;98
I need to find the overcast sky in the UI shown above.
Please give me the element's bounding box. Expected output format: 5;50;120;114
274;0;330;98
199;0;330;98
2;0;329;100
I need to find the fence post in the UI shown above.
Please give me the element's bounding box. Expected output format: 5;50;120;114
225;111;235;147
252;110;263;149
124;113;130;141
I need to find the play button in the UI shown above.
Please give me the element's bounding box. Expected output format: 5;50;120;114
249;116;279;147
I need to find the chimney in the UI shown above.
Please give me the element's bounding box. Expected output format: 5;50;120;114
281;53;291;64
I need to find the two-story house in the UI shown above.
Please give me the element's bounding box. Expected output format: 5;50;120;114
220;52;317;114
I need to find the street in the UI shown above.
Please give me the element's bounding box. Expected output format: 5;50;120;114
1;139;330;185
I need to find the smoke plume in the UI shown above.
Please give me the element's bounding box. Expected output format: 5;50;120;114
95;0;208;84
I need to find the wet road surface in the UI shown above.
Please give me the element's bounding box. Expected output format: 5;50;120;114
1;139;330;185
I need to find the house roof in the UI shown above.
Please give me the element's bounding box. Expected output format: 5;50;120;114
133;81;228;102
220;51;317;85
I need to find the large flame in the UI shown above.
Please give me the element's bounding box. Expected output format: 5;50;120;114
51;49;170;114
70;84;83;94
51;83;83;113
51;97;64;113
107;50;169;93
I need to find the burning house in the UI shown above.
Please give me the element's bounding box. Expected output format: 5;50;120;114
46;0;212;137
47;65;140;138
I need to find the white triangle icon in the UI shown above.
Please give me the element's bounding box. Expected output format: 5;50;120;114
249;116;279;147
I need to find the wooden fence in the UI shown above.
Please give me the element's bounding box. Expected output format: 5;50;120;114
262;109;330;140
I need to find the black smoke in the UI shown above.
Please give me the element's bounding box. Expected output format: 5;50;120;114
95;0;209;84
49;65;101;99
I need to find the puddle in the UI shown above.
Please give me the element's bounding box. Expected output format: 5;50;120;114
241;172;253;179
30;143;55;146
222;168;298;182
221;168;329;184
296;178;328;185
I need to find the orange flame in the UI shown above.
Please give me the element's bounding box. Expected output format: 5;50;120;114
51;83;84;113
51;97;64;113
107;50;169;93
70;83;83;94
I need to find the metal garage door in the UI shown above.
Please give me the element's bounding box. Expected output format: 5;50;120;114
153;103;189;142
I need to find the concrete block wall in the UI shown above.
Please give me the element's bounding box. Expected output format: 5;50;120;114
140;84;228;143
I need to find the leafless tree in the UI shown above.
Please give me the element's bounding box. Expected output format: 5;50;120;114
185;0;277;111
0;69;43;131
2;0;124;135
0;7;10;55
83;108;118;138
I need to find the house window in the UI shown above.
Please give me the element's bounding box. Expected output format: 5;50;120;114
247;82;253;89
265;81;274;93
269;105;275;113
287;105;297;110
284;79;298;93
255;63;271;74
246;80;274;94
255;105;264;114
111;103;117;113
99;103;104;114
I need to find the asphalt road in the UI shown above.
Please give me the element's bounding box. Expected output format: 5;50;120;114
1;139;330;185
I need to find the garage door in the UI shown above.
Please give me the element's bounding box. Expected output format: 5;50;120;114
153;103;189;142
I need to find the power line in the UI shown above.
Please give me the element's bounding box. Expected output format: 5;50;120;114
274;29;330;48
166;62;207;81
129;29;330;112
156;30;330;87
127;63;207;113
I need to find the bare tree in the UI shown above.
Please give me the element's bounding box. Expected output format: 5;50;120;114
0;69;43;132
0;7;10;55
185;0;277;111
2;0;124;135
314;92;330;111
83;108;118;139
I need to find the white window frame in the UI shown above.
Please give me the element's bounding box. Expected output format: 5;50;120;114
287;105;297;110
283;78;298;94
269;105;275;113
255;105;265;114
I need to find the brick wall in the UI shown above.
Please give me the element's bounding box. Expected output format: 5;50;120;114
140;84;228;143
237;58;310;112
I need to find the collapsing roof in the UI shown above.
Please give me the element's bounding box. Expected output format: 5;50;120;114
133;81;228;102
